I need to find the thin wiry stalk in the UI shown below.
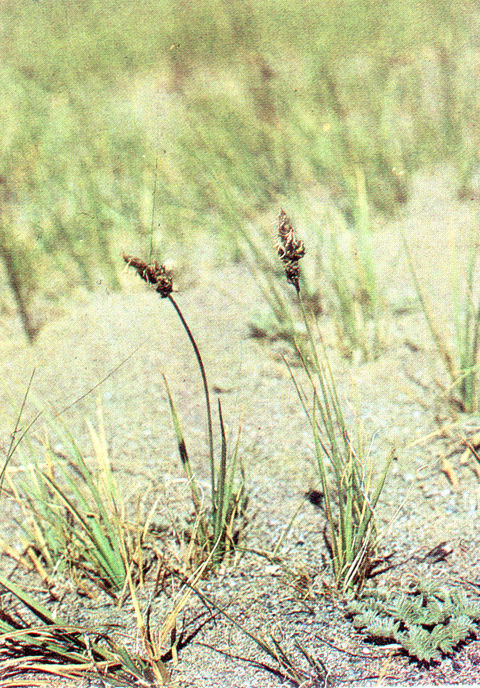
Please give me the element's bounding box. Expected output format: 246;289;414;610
402;230;458;384
167;294;216;502
123;254;247;568
178;575;328;686
163;374;211;550
213;398;227;558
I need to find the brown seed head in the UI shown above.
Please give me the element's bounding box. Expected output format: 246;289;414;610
275;209;305;291
123;254;173;298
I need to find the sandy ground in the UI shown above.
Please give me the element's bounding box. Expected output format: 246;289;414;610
1;167;480;686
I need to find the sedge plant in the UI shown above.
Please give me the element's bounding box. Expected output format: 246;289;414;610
239;216;322;345
275;210;393;592
123;254;247;569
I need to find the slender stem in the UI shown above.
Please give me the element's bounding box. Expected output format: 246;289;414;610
402;231;458;383
167;295;215;499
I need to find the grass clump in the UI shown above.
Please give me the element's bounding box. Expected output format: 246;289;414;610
275;210;393;592
3;402;152;597
326;170;384;361
123;254;248;570
0;377;177;686
347;579;480;663
403;224;480;412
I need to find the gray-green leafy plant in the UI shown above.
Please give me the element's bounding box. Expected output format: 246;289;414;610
124;254;248;569
348;580;480;662
275;210;393;591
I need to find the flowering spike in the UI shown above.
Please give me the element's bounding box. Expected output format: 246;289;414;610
123;254;173;298
275;210;305;291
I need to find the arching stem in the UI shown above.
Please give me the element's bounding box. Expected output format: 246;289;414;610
167;295;216;500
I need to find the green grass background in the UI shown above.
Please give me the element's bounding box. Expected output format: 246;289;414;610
0;0;479;328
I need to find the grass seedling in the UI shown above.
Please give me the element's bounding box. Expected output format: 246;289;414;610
275;210;393;592
123;254;247;569
403;224;480;412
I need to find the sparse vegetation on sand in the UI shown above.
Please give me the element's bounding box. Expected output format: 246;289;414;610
1;2;480;686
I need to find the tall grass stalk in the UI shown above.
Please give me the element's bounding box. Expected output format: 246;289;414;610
276;211;393;591
165;292;215;499
124;255;247;568
451;226;480;411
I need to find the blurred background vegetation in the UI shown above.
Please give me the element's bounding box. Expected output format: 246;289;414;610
1;0;479;339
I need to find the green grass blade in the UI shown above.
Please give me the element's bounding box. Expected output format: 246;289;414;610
0;573;58;626
213;398;227;550
163;375;203;517
0;370;40;495
39;474;125;588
